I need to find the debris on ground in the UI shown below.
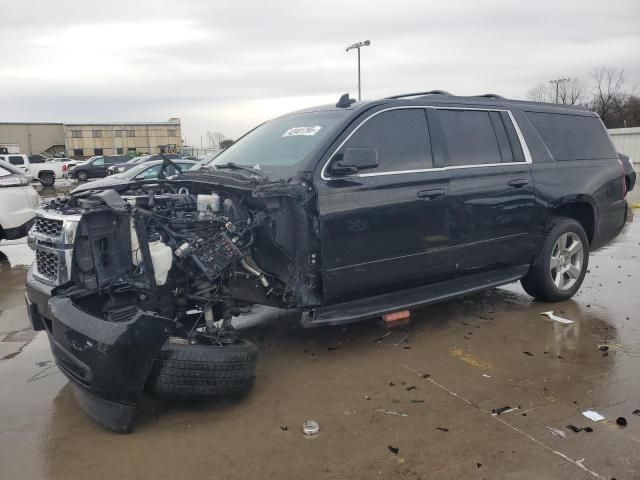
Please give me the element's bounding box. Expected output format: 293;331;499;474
376;409;408;417
436;427;449;432
632;409;640;416
546;427;567;438
302;421;320;436
582;410;605;422
406;385;416;391
523;351;534;356
492;406;517;415
598;345;609;352
616;417;627;426
388;445;399;455
280;425;288;431
540;311;575;324
411;400;425;403
482;374;491;378
566;425;593;433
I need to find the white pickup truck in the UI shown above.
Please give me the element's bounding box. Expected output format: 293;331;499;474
0;153;71;186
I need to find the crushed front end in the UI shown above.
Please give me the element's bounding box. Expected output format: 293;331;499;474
25;175;320;431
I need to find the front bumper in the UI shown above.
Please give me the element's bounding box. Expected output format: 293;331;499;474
3;217;34;240
25;268;172;432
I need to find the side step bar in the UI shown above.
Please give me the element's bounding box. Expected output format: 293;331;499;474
301;265;529;328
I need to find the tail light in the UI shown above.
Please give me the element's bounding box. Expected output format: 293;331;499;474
62;164;67;172
618;159;627;198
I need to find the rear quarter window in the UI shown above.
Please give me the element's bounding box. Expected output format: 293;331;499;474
526;112;616;161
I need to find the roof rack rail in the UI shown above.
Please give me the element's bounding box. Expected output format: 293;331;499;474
385;90;453;99
475;93;504;99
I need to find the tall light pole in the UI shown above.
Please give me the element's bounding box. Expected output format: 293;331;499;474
549;77;570;104
346;40;370;101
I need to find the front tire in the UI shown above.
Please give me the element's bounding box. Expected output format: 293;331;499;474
38;172;55;187
520;217;589;302
146;339;259;400
76;170;88;182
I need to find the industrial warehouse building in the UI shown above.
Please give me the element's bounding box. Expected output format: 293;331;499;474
0;118;182;158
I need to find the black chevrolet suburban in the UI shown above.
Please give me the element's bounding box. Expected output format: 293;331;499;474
25;91;631;431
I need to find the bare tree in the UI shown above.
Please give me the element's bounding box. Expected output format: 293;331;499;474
527;78;585;105
213;132;226;149
590;66;626;124
205;130;216;148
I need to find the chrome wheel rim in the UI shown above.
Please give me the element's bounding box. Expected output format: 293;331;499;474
550;232;584;291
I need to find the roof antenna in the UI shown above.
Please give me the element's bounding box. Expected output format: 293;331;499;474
336;93;356;108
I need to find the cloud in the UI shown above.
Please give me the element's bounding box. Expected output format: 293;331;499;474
1;0;639;141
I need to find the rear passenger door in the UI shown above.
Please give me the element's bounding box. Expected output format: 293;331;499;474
435;108;536;274
317;107;451;304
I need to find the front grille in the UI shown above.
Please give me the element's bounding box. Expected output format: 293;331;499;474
35;250;59;281
34;217;63;237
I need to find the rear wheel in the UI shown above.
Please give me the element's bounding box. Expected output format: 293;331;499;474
521;217;589;302
146;339;259;400
76;170;88;182
38;172;55;187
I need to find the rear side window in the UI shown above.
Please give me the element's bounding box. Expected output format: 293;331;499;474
341;109;432;172
438;110;503;166
526;112;616;160
8;155;25;166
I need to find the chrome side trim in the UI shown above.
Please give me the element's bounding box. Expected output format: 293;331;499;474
320;106;533;180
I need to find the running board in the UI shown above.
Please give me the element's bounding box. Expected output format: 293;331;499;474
301;265;529;327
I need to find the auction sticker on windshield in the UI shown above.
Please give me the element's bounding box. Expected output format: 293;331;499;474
282;126;322;137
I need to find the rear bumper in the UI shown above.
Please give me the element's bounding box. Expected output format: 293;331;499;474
25;268;171;432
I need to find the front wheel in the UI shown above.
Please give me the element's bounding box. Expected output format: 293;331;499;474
146;339;259;400
75;170;88;182
520;217;589;302
38;172;55;187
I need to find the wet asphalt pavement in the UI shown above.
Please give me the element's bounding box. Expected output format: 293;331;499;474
0;185;638;479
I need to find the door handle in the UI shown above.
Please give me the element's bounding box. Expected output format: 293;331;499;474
508;178;529;188
417;188;445;199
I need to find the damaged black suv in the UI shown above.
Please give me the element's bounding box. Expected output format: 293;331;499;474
25;91;630;431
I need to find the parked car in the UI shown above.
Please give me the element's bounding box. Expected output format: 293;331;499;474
46;157;81;168
0;153;70;186
24;91;631;432
71;159;196;194
0;160;40;240
71;155;132;181
105;154;181;176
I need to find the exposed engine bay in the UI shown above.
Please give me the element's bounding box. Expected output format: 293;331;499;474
41;177;320;345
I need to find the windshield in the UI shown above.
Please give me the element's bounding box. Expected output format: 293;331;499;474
207;110;348;177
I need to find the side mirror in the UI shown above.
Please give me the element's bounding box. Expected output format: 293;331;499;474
329;147;379;176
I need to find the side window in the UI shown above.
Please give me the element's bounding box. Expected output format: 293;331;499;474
438;110;502;166
92;158;104;166
8;155;25;166
140;165;162;178
526;112;617;161
339;109;432;173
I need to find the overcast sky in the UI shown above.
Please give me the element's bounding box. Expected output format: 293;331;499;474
1;0;639;143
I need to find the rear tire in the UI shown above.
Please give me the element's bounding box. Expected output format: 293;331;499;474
39;172;55;187
146;339;259;400
76;170;88;182
520;217;589;302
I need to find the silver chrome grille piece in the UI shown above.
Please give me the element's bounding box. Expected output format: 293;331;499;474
33;217;63;237
28;209;81;286
35;250;59;281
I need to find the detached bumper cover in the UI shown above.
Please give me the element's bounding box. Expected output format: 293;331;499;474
25;272;171;432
